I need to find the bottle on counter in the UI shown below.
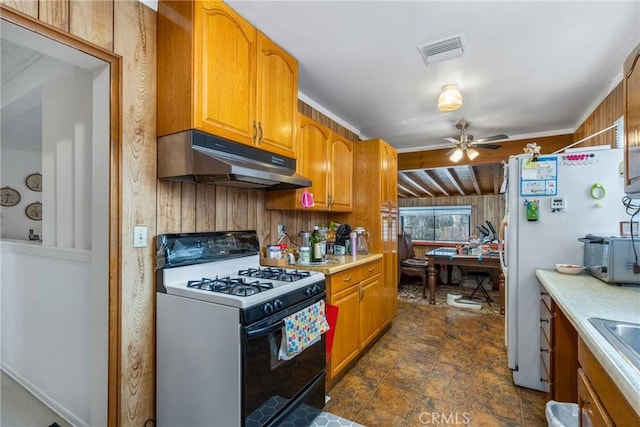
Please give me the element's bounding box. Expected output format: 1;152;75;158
349;231;357;257
310;226;322;262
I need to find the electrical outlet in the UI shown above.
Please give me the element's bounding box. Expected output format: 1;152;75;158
277;224;286;238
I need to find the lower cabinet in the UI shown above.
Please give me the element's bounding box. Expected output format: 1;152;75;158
540;284;578;402
540;283;640;426
327;259;382;380
577;368;613;427
578;337;640;427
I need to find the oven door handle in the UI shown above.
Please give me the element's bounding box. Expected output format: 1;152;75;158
246;320;285;340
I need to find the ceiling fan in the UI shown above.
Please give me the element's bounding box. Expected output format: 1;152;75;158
444;119;508;162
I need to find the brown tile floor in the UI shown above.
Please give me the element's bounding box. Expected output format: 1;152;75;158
324;300;550;426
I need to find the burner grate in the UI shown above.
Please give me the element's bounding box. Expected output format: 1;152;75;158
187;276;273;296
238;267;311;282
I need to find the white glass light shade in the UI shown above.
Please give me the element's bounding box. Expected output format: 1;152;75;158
438;84;463;112
449;148;464;162
466;148;479;160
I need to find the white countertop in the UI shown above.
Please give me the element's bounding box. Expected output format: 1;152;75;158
535;269;640;416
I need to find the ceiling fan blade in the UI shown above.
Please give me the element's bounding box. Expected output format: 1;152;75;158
475;144;501;150
473;134;509;144
442;137;461;144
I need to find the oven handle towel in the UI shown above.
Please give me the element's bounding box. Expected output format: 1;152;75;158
278;300;329;360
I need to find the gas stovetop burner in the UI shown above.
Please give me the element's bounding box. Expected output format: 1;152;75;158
238;267;311;282
187;276;274;296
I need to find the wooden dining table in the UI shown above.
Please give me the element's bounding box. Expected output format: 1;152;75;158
426;248;505;315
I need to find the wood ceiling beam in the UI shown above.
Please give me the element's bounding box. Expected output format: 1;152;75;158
418;170;450;196
397;134;573;171
398;183;420;198
467;165;481;195
398;173;434;197
443;168;466;196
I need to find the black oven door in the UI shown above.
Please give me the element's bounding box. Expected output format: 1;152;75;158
243;294;326;427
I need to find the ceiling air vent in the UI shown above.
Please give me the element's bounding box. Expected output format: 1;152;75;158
417;34;465;66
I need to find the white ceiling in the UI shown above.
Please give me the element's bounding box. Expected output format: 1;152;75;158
228;1;640;153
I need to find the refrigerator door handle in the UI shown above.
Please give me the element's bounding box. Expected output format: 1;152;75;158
498;216;508;277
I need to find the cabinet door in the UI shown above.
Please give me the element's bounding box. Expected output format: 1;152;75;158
578;369;614;427
298;116;330;209
381;212;398;323
380;142;398;211
329;135;353;212
359;274;382;349
624;44;640;193
256;33;297;158
329;285;360;379
195;1;257;145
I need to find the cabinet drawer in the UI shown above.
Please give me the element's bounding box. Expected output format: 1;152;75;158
578;368;614;427
361;260;381;280
330;267;362;294
539;353;552;393
539;298;554;343
540;285;552;309
540;326;553;381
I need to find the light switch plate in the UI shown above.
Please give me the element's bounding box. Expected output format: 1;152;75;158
134;226;147;247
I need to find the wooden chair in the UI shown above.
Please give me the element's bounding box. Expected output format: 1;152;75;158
398;233;429;298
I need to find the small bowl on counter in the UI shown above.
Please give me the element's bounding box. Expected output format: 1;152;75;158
554;264;585;275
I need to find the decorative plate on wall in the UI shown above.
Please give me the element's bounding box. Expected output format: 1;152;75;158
25;202;42;221
1;187;21;207
25;173;42;192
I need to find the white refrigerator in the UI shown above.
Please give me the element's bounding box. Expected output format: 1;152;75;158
501;148;627;391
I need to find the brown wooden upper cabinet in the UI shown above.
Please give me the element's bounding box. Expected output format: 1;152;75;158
157;0;299;159
624;43;640;192
266;115;353;211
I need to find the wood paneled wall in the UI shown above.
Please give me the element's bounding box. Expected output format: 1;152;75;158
298;100;360;141
574;83;624;148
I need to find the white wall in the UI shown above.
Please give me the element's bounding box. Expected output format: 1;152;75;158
1;241;92;427
0;148;42;240
1;21;109;426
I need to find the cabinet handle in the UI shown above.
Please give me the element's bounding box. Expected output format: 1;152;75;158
257;122;264;145
540;377;549;383
368;266;375;272
328;193;332;208
343;276;353;282
540;319;549;324
360;287;364;301
252;120;258;144
540;348;549;353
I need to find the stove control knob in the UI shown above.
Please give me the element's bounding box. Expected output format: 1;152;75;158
312;284;321;294
263;303;274;314
273;299;284;310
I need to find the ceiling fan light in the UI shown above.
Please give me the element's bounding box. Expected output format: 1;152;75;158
449;148;464;162
466;147;479;160
438;84;463;112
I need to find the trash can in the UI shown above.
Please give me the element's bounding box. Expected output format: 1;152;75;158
545;400;579;427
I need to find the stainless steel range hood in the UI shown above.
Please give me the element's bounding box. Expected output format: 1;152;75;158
157;130;311;190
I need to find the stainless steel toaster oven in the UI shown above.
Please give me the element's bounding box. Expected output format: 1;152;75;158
579;234;640;284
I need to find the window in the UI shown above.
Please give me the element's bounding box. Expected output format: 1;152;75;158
399;205;471;242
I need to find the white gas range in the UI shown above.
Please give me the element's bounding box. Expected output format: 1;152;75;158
156;231;327;427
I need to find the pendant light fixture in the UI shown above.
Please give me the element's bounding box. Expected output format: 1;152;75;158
438;84;463;112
